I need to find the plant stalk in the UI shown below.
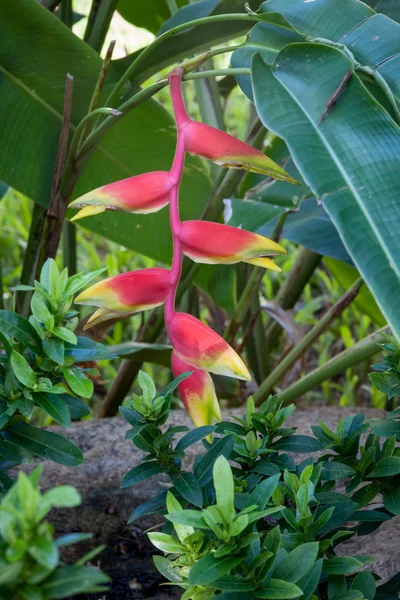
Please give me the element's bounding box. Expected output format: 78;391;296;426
274;326;390;406
84;0;118;53
253;277;364;404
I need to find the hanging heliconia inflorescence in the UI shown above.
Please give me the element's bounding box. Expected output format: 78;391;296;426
71;67;296;428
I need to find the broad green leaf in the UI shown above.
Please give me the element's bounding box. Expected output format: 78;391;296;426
28;535;58;570
121;461;164;488
0;1;215;278
166;509;208;529
316;499;359;535
10;351;37;388
0;311;42;353
31;293;54;330
297;559;323;600
166;492;194;542
127;490;167;523
34;393;71;428
252;44;400;337
365;0;400;22
368;456;400;477
370;418;400;440
52;327;77;345
325;258;385;326
42;486;81;508
172;472;203;508
62;367;93;399
138;370;156;402
213;576;257;591
62;395;91;420
273;542;319;583
114;0;261;85
245;473;280;509
188;554;242;586
42;566;110;598
3;423;83;466
271;435;323;453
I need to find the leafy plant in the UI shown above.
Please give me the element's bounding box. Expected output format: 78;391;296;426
120;373;400;598
0;259;113;494
0;465;109;598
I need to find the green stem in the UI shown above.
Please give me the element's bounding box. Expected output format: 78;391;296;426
62;221;77;276
84;0;118;53
104;13;257;107
18;203;48;317
0;260;4;310
224;212;288;344
60;0;73;27
166;0;179;15
274;326;390;406
253;278;364;404
68;107;121;165
263;248;322;354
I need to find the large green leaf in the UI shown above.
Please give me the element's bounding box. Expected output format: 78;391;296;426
0;0;212;264
252;45;400;337
259;0;400;107
117;0;188;34
365;0;400;22
114;0;261;84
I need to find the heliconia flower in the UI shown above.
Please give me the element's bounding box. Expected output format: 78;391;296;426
172;352;221;432
69;171;173;221
177;220;285;271
75;268;171;329
183;120;297;184
167;312;251;381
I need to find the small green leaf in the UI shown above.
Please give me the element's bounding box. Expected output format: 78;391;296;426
31;292;54;330
271;435;323;453
42;565;110;598
166;509;208;529
52;327;77;345
255;579;303;599
42;486;81;508
65;267;107;296
3;422;83;466
0;310;42;353
121;461;164;488
369;456;400;477
166;492;194;543
383;487;400;515
34;393;71;428
10;351;37;388
321;461;356;480
188;555;242;586
62;367;93;399
213;456;234;523
138;370;156;402
323;557;363;575
153;555;183;584
171;471;203;508
175;426;216;451
43;338;65;366
148;532;185;554
273;542;319;583
194;435;234;486
351;571;376;600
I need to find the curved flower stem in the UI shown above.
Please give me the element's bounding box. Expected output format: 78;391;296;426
165;68;187;325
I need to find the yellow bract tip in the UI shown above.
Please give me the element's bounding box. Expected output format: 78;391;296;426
246;257;282;272
70;204;106;222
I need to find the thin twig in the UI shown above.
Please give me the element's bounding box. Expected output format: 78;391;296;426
47;74;74;219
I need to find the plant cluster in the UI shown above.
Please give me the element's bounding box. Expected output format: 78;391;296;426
0;466;109;599
120;373;400;599
0;259;112;493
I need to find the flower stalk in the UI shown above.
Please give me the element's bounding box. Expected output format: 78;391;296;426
73;67;295;427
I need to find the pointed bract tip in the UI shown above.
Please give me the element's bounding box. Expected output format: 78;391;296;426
70;204;106;221
246;257;282;271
